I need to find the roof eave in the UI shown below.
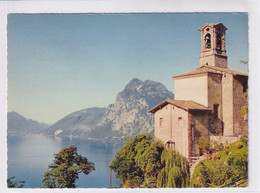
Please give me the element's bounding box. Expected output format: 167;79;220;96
148;100;169;114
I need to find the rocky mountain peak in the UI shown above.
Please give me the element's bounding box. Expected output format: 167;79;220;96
124;78;143;90
92;78;174;140
116;78;173;109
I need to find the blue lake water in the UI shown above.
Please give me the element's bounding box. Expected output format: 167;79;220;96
7;135;122;188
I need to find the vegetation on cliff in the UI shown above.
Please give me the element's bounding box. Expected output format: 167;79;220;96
191;138;248;187
110;134;190;188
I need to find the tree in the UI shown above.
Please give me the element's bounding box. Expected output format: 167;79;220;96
156;149;190;188
7;176;25;188
110;134;190;188
110;134;151;187
135;139;164;187
42;145;95;188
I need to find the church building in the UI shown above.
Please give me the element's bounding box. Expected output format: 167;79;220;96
148;23;248;159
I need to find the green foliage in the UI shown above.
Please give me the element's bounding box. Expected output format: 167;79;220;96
7;176;25;188
135;139;164;178
241;89;248;116
198;136;210;154
157;149;190;188
110;134;190;188
110;134;153;187
191;139;248;187
211;141;224;152
42;145;95;188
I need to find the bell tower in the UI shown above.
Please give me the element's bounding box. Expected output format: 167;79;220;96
199;23;228;68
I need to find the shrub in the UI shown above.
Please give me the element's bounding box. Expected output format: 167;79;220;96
198;136;210;154
191;139;247;187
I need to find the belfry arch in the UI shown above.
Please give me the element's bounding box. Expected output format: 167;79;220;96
205;33;211;49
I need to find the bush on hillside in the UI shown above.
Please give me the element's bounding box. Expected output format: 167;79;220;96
191;138;248;187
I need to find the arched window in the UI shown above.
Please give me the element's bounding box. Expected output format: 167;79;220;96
205;34;211;49
165;140;175;150
217;33;222;50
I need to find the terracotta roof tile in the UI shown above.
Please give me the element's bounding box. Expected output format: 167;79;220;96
173;66;248;78
148;99;211;113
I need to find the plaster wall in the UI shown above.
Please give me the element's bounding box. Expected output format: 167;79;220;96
222;73;234;136
154;104;189;158
172;106;189;158
174;75;208;107
154;104;172;144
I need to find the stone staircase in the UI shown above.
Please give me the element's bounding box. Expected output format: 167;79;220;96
190;154;207;177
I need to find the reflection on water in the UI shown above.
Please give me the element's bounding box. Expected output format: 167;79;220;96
53;136;63;146
7;135;121;188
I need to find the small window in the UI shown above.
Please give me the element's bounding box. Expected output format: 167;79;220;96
214;104;219;117
178;117;182;127
159;118;163;127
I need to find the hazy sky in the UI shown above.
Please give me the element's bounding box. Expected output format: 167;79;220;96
7;13;248;124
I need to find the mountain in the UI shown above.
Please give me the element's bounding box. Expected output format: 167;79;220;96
88;78;174;142
8;112;49;136
40;78;173;143
46;107;106;137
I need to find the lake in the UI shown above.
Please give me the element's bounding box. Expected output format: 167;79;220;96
7;135;122;188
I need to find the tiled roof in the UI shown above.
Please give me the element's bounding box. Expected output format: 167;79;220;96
173;66;248;78
148;99;211;113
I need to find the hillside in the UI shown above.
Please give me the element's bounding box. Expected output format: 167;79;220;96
191;138;248;187
46;107;106;137
8;112;49;136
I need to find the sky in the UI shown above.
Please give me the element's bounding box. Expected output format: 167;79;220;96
7;13;248;124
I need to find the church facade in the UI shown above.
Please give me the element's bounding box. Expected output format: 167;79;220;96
149;23;248;159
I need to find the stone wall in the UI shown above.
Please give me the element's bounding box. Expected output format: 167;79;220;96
233;75;248;136
222;73;248;136
200;55;215;67
214;55;228;68
190;111;210;156
208;73;222;118
210;135;239;146
199;54;227;68
207;73;224;135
